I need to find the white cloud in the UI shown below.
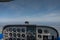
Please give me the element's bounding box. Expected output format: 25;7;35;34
25;13;60;22
0;13;60;22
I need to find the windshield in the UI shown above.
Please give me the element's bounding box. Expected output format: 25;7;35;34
0;0;60;39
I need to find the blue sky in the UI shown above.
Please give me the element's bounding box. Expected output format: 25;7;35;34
0;0;60;22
